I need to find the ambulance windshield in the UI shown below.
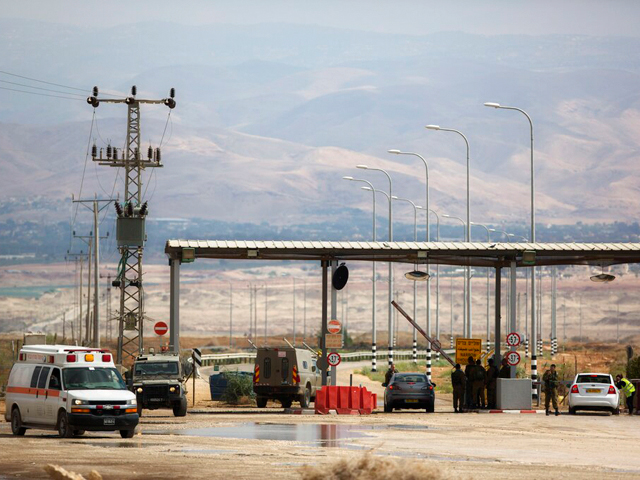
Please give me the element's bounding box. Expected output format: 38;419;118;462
63;367;127;390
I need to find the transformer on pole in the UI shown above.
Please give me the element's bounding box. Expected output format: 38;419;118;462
87;85;176;364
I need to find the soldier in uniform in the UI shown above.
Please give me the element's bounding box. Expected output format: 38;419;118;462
464;356;476;408
486;358;499;409
451;363;466;413
472;359;487;408
543;364;560;416
384;363;398;385
498;357;510;379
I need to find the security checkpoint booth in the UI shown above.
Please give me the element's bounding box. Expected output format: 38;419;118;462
164;240;640;408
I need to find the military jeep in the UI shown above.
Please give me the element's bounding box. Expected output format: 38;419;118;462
132;352;188;417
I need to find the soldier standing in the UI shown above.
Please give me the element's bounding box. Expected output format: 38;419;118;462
543;364;560;416
451;363;466;413
615;374;636;415
486;358;499;409
464;356;476;408
384;363;398;385
472;359;487;408
498;357;510;379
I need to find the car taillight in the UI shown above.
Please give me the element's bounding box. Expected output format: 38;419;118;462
571;385;579;393
66;354;77;362
389;384;401;391
608;386;616;394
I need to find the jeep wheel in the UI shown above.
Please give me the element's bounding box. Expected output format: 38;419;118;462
256;396;268;408
11;408;26;436
57;411;73;438
299;386;311;408
173;396;188;417
120;429;135;439
281;398;293;409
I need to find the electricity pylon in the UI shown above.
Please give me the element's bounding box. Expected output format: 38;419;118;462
87;85;176;365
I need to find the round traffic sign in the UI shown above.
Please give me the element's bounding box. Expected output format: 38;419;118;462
154;321;168;336
327;351;341;367
505;351;521;366
431;339;442;351
506;332;521;347
328;319;342;334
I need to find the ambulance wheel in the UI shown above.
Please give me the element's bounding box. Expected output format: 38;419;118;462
120;429;135;439
73;430;85;436
57;411;73;438
256;397;268;408
281;398;293;409
11;408;26;436
173;397;187;417
299;386;311;408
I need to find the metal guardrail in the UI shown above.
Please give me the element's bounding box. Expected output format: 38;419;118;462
199;349;456;367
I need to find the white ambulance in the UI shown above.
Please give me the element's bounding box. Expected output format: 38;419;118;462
4;345;139;438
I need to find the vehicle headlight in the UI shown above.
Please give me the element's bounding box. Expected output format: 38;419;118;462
73;399;88;405
169;386;176;393
131;398;137;405
136;387;143;393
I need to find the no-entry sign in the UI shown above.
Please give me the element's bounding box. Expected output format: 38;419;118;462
327;351;341;367
505;351;521;366
327;319;342;334
154;321;168;336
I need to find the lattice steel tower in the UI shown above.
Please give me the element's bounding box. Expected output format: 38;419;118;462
87;85;176;364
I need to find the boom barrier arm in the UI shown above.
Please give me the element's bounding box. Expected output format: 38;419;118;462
391;300;456;367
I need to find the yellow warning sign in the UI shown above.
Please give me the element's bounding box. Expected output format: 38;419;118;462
456;338;483;365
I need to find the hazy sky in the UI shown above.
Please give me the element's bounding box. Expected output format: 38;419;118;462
4;0;640;37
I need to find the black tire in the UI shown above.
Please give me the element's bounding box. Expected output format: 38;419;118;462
73;430;85;436
173;396;188;417
281;398;293;409
613;407;620;415
569;407;576;415
299;386;311;409
11;408;26;436
57;411;73;438
120;429;135;439
384;402;393;413
426;399;435;413
256;396;268;408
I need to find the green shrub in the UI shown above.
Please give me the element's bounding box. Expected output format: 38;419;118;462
627;356;640;379
220;371;254;404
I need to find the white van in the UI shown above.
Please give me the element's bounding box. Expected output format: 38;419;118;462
4;345;139;438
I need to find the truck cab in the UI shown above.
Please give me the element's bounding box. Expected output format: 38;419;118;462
253;347;321;408
132;352;187;417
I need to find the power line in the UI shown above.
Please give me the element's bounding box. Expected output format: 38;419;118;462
0;85;84;101
0;79;87;97
0;70;121;97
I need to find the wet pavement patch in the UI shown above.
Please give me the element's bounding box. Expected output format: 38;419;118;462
70;441;150;448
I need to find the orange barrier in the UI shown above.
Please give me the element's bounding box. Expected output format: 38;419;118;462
315;386;377;415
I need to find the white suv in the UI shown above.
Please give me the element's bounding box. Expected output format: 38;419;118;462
568;373;620;415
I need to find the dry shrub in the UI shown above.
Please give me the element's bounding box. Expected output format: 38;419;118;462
44;464;102;480
300;454;445;480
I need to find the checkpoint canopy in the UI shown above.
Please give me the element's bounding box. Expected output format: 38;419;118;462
164;239;640;370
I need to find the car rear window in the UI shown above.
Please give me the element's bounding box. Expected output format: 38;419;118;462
395;374;427;383
576;374;611;384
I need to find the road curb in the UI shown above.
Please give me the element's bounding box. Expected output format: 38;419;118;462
477;409;545;414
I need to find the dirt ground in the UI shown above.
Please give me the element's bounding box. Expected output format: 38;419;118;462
1;362;639;480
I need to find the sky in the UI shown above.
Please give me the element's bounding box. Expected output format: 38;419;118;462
4;0;640;37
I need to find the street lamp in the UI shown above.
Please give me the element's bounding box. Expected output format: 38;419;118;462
425;125;472;336
392;195;424;367
357;165;396;367
484;101;537;397
470;222;491;353
388;149;433;376
343;175;379;371
429;208;441;361
442;213;467;336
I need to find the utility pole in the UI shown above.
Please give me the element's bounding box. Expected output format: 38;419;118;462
303;280;307;344
551;267;557;356
87;85;175;364
66;252;89;344
229;282;233;347
293;278;296;346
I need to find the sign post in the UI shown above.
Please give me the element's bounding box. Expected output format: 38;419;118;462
326;319;341;386
192;348;202;407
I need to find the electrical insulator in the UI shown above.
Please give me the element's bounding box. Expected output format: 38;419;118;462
93;86;99;97
139;201;148;217
126;202;134;217
164;98;176;109
114;201;123;217
147;146;153;160
113;148;118;160
91;144;97;158
155;148;161;163
131;85;137;96
170;87;175;98
107;144;112;159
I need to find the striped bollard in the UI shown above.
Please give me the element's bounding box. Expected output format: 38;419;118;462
412;339;417;364
388;346;393;367
525;338;529;358
531;354;538;401
371;343;377;372
426;348;432;381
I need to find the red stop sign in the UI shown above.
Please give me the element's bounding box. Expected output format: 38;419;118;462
154;321;168;336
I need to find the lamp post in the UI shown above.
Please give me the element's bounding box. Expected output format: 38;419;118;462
343;176;378;371
429;208;441;360
484;101;537;398
392;195;422;368
388;149;432;371
357;165;395;367
425;125;471;337
228;282;233;347
489;228;515;336
442;213;467;336
470;222;491;353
